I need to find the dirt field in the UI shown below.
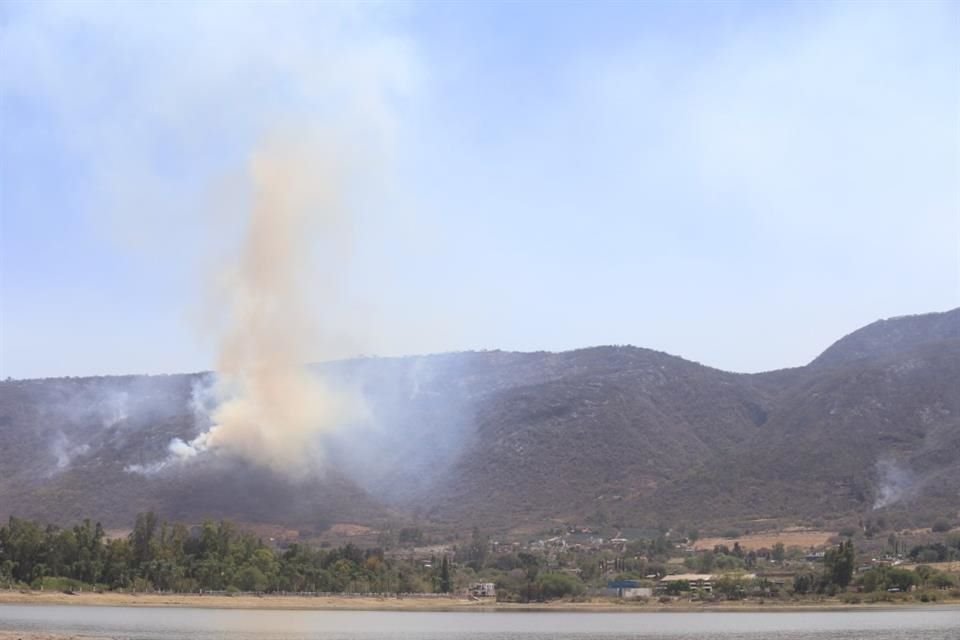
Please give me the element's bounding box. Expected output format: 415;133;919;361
902;561;960;574
693;529;833;551
326;523;375;537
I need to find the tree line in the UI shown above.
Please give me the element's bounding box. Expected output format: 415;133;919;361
0;513;449;594
3;513;958;602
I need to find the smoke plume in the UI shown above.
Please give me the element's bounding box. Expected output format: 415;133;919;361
173;137;365;474
873;459;914;509
4;3;423;475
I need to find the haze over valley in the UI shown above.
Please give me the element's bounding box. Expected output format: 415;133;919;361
2;308;956;541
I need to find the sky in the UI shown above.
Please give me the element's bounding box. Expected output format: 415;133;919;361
1;0;958;379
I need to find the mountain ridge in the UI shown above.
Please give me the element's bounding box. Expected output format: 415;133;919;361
1;308;957;537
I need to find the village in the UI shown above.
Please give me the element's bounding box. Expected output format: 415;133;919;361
380;521;960;604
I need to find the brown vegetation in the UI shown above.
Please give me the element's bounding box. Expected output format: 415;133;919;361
694;530;833;552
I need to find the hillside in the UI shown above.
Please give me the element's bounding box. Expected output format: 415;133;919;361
0;308;957;536
811;308;960;368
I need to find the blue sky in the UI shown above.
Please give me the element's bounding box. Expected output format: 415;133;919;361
1;0;958;379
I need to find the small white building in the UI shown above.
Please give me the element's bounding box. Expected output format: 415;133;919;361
469;582;496;598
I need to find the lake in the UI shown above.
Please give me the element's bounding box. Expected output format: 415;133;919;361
1;605;959;639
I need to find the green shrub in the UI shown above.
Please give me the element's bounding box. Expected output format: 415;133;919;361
865;592;894;603
30;576;91;592
537;573;585;600
946;533;960;550
931;520;951;533
928;572;956;589
131;577;153;592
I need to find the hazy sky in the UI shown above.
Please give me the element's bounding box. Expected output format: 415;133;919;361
1;0;958;379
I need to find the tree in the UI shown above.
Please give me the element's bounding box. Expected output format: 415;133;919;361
398;528;423;546
929;572;957;589
792;572;817;595
698;550;715;573
664;580;690;595
439;556;451;593
1;512;458;596
883;567;917;592
909;543;949;563
772;543;785;564
947;532;960;551
459;527;488;571
236;565;267;592
824;540;854;588
931;520;951;533
714;575;748;600
537;573;584;600
914;564;935;585
131;512;159;568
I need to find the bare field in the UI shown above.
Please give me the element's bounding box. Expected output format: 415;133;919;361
326;523;376;537
694;530;832;551
903;561;960;574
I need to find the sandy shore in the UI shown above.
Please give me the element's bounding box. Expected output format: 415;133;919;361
0;590;483;611
0;633;101;640
0;590;956;613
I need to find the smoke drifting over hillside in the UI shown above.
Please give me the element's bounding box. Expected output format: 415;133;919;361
0;4;424;475
175;139;366;473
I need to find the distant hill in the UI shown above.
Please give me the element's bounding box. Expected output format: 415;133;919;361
1;308;957;537
811;308;960;368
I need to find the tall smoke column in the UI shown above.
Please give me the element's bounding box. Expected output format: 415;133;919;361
189;137;363;474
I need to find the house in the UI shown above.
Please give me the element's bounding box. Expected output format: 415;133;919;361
658;573;715;593
468;582;496;598
605;579;652;599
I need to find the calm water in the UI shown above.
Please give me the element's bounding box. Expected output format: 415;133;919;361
1;605;958;639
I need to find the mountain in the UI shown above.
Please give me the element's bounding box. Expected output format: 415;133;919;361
811;308;960;368
0;374;391;532
1;308;957;537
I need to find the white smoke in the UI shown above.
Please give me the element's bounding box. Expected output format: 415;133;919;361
124;433;209;474
873;459;914;509
103;391;129;428
51;432;90;470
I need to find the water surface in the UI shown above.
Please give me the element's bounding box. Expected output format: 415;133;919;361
1;604;958;639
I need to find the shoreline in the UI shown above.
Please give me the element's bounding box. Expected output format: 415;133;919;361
0;590;957;613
